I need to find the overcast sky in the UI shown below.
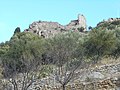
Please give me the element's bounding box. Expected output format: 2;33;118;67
0;0;120;42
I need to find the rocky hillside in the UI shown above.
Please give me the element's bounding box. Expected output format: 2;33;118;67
24;14;87;38
96;18;120;30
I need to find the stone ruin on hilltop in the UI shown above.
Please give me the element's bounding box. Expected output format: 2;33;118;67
65;14;87;31
24;14;87;38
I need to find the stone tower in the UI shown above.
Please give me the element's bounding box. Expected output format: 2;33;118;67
78;14;87;30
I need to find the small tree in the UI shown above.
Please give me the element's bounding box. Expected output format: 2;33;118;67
88;26;92;30
77;27;85;32
45;32;87;90
14;27;21;34
2;32;45;90
111;28;120;59
84;29;116;63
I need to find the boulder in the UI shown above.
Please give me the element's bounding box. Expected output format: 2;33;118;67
88;72;105;79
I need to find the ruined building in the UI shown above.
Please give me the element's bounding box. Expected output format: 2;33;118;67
65;14;87;31
24;14;87;38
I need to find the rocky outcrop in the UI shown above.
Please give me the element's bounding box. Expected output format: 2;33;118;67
108;18;120;22
97;18;120;27
24;14;87;38
25;21;63;38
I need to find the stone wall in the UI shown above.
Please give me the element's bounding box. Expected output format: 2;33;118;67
28;78;120;90
29;63;120;90
1;63;120;90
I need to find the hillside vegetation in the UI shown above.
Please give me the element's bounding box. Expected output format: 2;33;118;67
0;18;120;90
96;18;120;30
